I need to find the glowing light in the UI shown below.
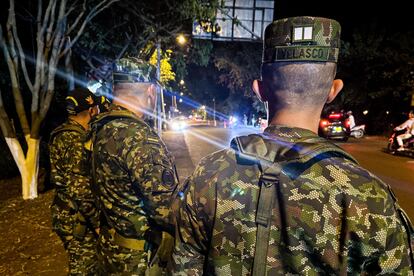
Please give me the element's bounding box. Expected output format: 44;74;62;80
386;111;390;115
177;34;187;45
179;79;185;85
171;120;187;131
320;119;329;127
363;110;369;115
87;82;102;94
328;113;341;119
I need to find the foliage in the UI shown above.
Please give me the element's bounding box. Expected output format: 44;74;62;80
149;49;176;85
331;24;414;133
77;0;220;75
213;42;262;95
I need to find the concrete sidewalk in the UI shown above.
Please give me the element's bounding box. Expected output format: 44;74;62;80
162;131;195;183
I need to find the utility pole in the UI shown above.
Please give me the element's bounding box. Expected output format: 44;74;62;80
156;39;166;133
213;97;216;127
156;40;162;133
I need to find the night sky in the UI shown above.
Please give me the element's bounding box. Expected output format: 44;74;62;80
274;0;413;40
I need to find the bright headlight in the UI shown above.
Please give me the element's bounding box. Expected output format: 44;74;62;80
171;121;187;131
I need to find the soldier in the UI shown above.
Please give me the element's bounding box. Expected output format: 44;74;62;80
49;87;100;275
97;95;112;113
172;17;414;275
89;60;177;274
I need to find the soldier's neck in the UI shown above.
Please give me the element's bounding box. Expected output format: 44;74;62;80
113;100;144;118
69;115;90;130
269;109;321;134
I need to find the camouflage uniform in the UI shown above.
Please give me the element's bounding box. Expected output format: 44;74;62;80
50;119;99;275
173;17;413;275
90;105;177;275
172;126;414;275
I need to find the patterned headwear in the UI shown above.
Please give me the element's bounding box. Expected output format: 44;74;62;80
263;16;341;63
113;58;154;84
97;95;111;113
66;87;97;115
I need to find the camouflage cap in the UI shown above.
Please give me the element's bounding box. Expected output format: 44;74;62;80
113;58;154;84
263;16;341;63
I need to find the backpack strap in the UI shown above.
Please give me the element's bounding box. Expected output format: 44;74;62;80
252;160;282;276
231;133;358;276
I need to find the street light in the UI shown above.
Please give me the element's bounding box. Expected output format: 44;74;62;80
177;34;187;45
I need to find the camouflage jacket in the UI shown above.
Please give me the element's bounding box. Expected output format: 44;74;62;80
49;119;99;227
172;125;414;275
89;105;177;240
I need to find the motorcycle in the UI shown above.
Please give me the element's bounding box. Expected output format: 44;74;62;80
387;129;414;157
349;125;365;139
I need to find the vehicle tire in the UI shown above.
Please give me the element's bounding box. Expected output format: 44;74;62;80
387;142;396;154
353;130;364;139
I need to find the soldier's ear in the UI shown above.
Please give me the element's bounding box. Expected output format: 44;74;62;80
147;84;156;100
88;106;99;117
326;79;343;103
252;79;266;102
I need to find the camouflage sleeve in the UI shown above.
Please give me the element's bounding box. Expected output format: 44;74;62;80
379;185;414;272
338;161;414;272
172;157;217;275
125;130;178;233
51;131;98;228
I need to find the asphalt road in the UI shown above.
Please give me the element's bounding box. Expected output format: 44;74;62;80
163;126;414;220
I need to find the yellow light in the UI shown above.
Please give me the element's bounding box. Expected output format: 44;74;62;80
179;79;185;85
177;34;187;45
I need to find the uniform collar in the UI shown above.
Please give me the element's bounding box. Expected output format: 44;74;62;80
263;124;319;142
68;118;86;131
108;104;131;113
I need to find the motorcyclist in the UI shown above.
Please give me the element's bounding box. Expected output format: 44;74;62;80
347;111;356;129
394;110;414;151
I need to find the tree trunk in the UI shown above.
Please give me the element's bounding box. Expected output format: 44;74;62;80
5;137;40;199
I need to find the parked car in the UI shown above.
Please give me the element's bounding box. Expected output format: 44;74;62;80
318;112;350;141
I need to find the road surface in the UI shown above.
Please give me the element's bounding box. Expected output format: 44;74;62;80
163;126;414;220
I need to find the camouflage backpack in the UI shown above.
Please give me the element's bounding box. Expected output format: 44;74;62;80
231;133;358;275
88;110;175;268
49;121;97;239
232;133;414;274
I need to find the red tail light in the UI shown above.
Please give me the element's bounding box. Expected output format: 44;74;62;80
345;119;351;127
328;113;341;119
320;119;329;127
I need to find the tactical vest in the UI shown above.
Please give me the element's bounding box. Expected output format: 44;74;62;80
225;133;357;276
